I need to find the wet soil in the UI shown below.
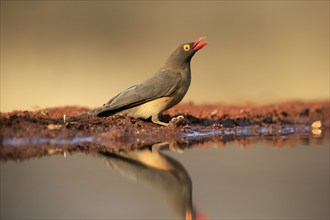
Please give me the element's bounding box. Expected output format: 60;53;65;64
1;100;329;160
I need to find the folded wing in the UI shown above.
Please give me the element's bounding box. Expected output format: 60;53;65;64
88;69;182;117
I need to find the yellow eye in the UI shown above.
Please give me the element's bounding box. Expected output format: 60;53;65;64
183;44;190;51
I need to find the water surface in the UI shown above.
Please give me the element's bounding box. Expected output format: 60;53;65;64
1;138;329;219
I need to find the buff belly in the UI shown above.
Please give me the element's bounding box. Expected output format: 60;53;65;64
117;97;172;119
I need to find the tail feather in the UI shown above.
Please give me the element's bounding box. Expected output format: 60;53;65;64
74;112;89;119
74;105;116;119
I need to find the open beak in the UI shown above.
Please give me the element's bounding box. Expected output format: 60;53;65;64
193;37;208;51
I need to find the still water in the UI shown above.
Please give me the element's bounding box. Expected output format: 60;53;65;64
1;140;329;219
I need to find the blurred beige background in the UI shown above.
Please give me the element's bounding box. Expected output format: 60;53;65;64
1;1;329;112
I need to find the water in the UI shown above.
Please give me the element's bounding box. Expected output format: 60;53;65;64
1;124;316;148
1;138;329;219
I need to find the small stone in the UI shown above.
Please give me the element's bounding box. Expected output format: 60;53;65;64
311;120;322;129
210;109;218;116
47;124;62;130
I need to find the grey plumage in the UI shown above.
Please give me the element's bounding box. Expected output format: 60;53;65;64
89;69;184;117
80;37;208;126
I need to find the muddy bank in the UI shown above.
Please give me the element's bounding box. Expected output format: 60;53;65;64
1;100;329;160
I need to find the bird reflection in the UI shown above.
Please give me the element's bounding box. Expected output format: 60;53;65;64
99;143;206;220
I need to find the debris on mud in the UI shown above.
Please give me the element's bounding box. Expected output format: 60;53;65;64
1;100;329;160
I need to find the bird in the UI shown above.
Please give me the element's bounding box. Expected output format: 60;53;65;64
100;143;207;220
80;37;208;126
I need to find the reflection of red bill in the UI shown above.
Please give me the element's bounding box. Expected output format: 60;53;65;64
196;212;207;220
186;209;207;220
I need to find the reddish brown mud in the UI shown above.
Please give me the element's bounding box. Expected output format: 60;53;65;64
1;100;329;161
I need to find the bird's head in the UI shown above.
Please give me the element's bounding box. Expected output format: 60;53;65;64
165;37;208;68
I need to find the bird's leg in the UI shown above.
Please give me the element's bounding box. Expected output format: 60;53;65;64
151;114;169;126
151;142;169;152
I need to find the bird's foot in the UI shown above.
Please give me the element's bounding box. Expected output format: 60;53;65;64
170;115;184;122
169;115;189;126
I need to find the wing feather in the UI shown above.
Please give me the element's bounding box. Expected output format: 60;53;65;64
89;69;182;117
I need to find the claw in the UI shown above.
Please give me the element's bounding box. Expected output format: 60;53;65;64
170;115;185;122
